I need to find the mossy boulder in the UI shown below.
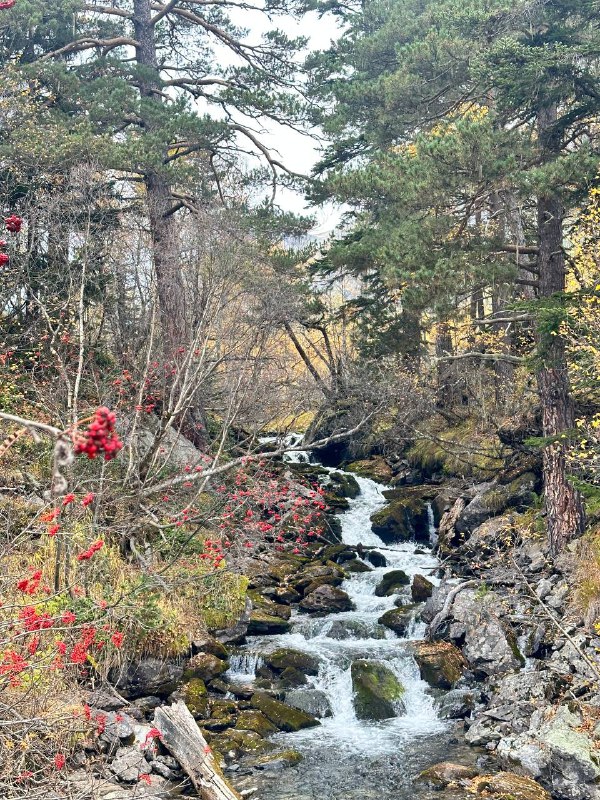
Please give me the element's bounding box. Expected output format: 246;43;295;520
299;585;355;615
378;605;416;636
247;610;291;636
183;653;228;682
374;569;410;597
180;679;209;719
411;574;434;602
248;590;292;621
323;491;350;511
293;563;346;594
344;559;372;573
327;471;361;498
191;635;229;660
413;641;467;689
235;710;277;737
208;728;276;761
251;691;320;732
351;660;405;720
261;585;302;605
456;473;538;534
346;456;393;484
416;762;479;789
319;544;356;563
265;648;320;675
471;773;551;800
370;491;431;544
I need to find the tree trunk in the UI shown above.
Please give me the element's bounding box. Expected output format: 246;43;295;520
536;104;585;555
133;0;188;354
154;701;242;800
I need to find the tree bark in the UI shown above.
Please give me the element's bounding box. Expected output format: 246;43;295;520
154;701;242;800
133;0;188;354
536;104;585;555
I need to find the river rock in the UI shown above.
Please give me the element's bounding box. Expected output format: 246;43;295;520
413;641;466;689
109;747;151;783
262;585;302;605
346;456;393;483
235;710;278;736
366;550;387;567
253;749;303;770
350;659;405;720
328;471;361;498
435;688;478;719
191;634;229;660
184;652;228;682
247;610;291;635
344;558;372;573
213;596;252;645
411;574;434;602
374;569;410;597
326;618;386;640
179;679;209;719
251;691;320;732
264;648;320;675
455;474;537;534
378;605;416;636
416;762;479;789
473;772;551;800
116;658;185;699
300;585;355;614
284;688;332;718
97;711;136;752
497;705;600;800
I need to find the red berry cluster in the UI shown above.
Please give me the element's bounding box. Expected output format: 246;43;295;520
5;214;22;232
73;407;123;461
0;214;22;267
0;1;16;9
76;539;104;561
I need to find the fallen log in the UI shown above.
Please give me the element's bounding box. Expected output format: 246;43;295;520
154;701;242;800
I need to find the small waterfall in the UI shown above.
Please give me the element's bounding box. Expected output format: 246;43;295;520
227;652;264;682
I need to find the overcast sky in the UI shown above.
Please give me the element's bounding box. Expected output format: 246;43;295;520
223;8;345;235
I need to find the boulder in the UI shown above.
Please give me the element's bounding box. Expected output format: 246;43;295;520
328;471;361;498
351;659;405;720
416;762;479;789
455;473;537;534
183;652;228;682
97;711;136;752
180;679;209;719
247;610;291;635
472;772;551;800
346;456;393;483
344;558;372;573
264;648;320;676
366;550;387;568
435;688;478;719
109;747;151;783
262;586;302;605
374;569;410;597
378;606;416;636
191;634;229;660
497;705;600;800
284;688;332;718
411;574;434;602
300;585;355;615
413;641;467;689
235;710;277;736
116;658;184;699
447;589;524;677
326;618;386;640
250;691;320;732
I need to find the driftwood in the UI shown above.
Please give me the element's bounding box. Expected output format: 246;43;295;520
154;701;242;800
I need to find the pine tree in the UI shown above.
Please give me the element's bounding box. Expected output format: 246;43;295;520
1;0;309;352
309;0;600;553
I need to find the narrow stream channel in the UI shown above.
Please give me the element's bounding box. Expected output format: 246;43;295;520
229;447;476;800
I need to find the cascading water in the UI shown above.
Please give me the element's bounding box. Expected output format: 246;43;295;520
231;449;473;800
